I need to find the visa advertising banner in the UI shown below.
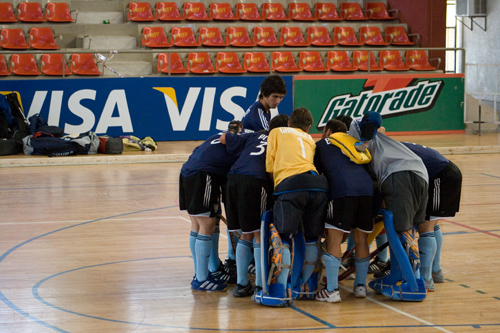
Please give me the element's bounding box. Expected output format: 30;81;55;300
0;76;294;141
294;74;465;134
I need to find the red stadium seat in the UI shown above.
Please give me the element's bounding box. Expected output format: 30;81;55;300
359;26;390;46
243;52;270;73
254;27;283;47
41;54;71;76
406;50;441;71
352;51;383;71
156;2;184;21
341;2;369;21
71;53;102;75
0;2;17;22
380;50;410;71
236;3;263;21
157;53;189;74
227;27;256;47
328;51;357;72
307;26;336;46
385;26;420;46
334;26;363;46
18;2;45;22
280;27;309;47
289;3;317;21
262;3;289;21
142;27;172;48
299;51;329;72
184;2;212;21
127;2;156;22
210;3;236;21
29;27;60;50
366;2;399;20
46;2;76;23
187;52;216;74
10;53;41;75
200;27;228;47
172;27;201;47
1;28;29;50
315;3;344;21
0;54;10;75
272;51;301;72
216;52;246;73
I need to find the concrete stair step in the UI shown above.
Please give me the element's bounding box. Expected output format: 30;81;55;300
77;12;124;24
77;35;138;49
99;61;152;76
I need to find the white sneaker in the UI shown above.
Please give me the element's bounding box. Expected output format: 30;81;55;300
354;284;367;298
315;288;341;303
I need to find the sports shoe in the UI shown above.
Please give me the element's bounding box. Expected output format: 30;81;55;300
247;258;256;275
373;260;391;279
354;284;367;298
367;257;389;275
191;275;228;292
341;252;355;269
211;261;237;284
251;286;263;303
224;258;236;270
233;283;254;297
315;288;341;303
424;279;435;292
432;270;445;283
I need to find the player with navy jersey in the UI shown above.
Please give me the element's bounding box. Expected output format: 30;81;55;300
179;132;239;292
400;141;462;291
314;119;374;302
241;75;287;132
221;114;290;298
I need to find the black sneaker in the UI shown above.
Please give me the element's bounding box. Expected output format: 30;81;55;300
212;262;237;284
368;257;389;274
247;258;256;275
341;252;355;269
373;260;391;279
233;283;254;297
224;258;236;269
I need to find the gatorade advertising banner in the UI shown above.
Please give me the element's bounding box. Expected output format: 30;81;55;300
294;74;465;135
0;76;293;141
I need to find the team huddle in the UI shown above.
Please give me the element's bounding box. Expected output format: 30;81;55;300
179;75;462;305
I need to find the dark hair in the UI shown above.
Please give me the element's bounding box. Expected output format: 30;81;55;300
269;113;290;131
334;115;353;130
259;75;287;99
325;119;347;134
289;107;313;132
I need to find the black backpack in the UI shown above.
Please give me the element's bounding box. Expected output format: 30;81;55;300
0;92;29;155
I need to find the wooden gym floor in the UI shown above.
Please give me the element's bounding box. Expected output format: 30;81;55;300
1;132;500;332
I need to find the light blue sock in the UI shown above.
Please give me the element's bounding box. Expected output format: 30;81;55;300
209;225;220;273
322;252;341;292
346;233;355;254
189;231;198;272
418;231;437;282
276;243;291;290
236;239;253;286
227;229;235;260
375;233;389;262
354;256;370;286
195;234;212;282
433;224;443;273
301;241;318;283
254;243;262;288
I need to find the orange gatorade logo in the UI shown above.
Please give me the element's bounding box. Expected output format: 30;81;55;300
317;79;444;128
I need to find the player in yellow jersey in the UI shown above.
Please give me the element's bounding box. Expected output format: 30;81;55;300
264;108;328;302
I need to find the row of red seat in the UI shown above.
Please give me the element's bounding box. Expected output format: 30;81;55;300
0;2;75;23
142;25;419;48
0;25;419;51
0;53;101;76
1;50;440;76
128;2;398;22
158;50;439;74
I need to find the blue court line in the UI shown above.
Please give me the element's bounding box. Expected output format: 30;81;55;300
480;173;500;179
0;206;176;332
290;305;336;328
